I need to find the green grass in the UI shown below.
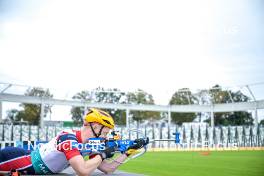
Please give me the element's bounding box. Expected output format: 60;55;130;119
118;151;264;176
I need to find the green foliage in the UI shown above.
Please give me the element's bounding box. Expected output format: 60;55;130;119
259;120;264;125
169;88;197;125
127;89;160;124
228;111;253;125
107;109;126;126
71;90;92;125
205;111;253;126
204;85;253;126
71;87;127;125
20;104;41;125
93;87;127;126
209;85;233;103
14;87;53;125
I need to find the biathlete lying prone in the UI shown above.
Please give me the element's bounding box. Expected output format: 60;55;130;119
0;108;148;176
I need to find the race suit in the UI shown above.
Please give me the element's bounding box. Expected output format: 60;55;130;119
0;130;83;174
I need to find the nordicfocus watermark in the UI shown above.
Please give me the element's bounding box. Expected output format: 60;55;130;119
13;139;106;152
57;140;106;151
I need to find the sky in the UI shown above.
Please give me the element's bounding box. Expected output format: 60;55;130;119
0;0;264;121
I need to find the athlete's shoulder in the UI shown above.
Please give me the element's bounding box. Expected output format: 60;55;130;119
56;130;78;145
58;129;76;135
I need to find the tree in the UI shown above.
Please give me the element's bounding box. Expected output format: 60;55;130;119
259;120;264;125
71;87;127;125
127;89;160;127
204;85;253;126
16;87;53;125
71;90;92;125
93;87;127;126
228;111;253;125
169;88;197;125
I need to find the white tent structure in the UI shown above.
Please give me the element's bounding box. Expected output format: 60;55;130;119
1;83;264;130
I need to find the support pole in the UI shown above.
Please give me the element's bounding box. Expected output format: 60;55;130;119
0;101;2;122
168;108;171;139
40;103;44;128
126;109;131;139
246;85;258;127
168;108;171;148
254;108;258;126
210;107;214;147
210;109;214;128
126;109;130;129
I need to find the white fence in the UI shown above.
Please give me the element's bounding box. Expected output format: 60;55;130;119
1;124;263;149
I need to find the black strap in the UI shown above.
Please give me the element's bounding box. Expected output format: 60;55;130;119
89;123;105;138
98;125;105;137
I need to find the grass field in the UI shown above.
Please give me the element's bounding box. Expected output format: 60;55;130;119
118;151;264;176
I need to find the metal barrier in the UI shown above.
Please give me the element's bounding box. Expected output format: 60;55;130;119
0;124;263;149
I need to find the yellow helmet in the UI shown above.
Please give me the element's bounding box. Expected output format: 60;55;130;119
84;108;114;129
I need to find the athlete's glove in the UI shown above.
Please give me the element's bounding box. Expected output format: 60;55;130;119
125;138;148;156
101;146;116;160
99;147;115;160
90;146;116;160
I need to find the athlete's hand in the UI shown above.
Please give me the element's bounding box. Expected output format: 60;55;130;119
128;138;146;150
100;146;115;160
89;146;116;160
125;138;149;156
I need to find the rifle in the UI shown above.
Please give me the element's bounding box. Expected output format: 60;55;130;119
81;130;149;163
1;130;149;163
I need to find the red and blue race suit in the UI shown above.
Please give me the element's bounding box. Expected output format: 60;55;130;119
0;130;83;174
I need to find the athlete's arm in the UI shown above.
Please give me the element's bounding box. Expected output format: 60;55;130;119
57;132;104;175
97;154;128;174
69;155;102;176
97;138;147;174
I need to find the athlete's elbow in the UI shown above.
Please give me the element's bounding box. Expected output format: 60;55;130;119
105;171;114;175
76;169;92;176
73;165;94;176
75;169;87;176
100;167;115;174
